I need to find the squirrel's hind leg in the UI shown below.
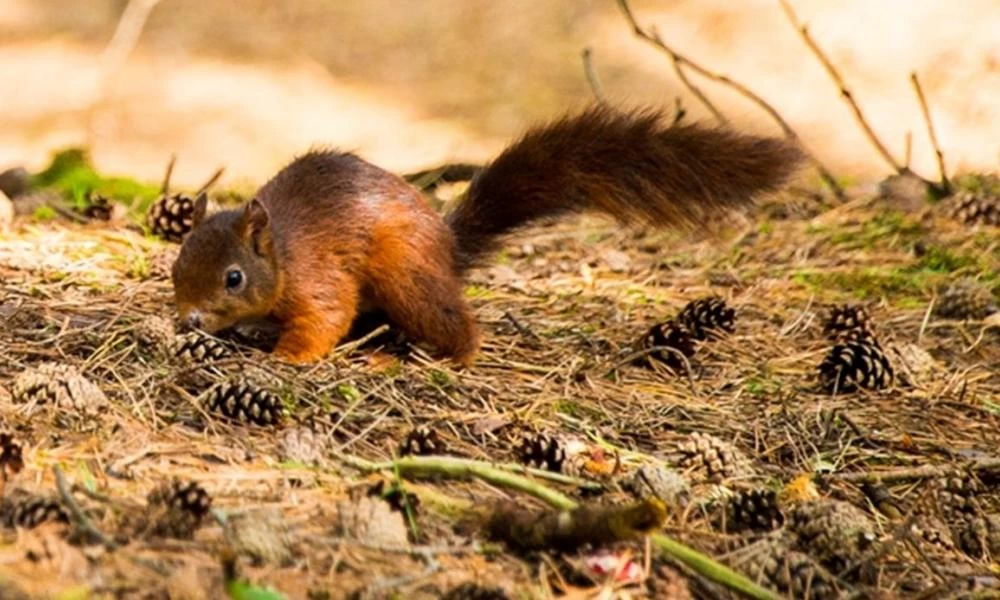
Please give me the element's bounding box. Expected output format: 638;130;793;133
369;262;479;366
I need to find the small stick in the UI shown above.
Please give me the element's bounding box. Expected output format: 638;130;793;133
778;0;902;173
910;72;950;192
196;166;226;196
161;154;176;196
618;0;845;201
582;47;608;104
838;457;1000;484
54;466;118;551
616;0;726;125
903;131;912;169
671;97;687;126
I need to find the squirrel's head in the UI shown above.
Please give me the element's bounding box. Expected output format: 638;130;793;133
171;196;281;333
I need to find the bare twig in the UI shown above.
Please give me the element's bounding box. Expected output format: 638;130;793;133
87;0;162;142
161;155;176;196
195;167;226;196
616;0;726;125
617;0;845;201
838;457;1000;484
54;466;118;551
582;47;608;104
903;131;913;169
778;0;903;172
910;72;950;193
671;97;687;126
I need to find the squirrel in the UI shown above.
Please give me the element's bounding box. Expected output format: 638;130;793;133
171;105;804;364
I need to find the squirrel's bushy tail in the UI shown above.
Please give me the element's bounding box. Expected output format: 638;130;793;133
445;105;805;272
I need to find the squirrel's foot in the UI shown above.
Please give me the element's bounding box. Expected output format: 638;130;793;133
273;319;343;364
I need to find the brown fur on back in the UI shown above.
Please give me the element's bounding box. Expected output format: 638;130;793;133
446;105;805;272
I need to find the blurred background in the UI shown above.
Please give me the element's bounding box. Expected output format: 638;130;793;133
1;0;997;189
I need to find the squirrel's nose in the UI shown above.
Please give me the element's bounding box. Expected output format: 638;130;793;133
184;311;203;331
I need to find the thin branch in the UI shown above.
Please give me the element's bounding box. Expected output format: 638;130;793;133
340;453;781;600
160;155;176;196
671;97;687;126
617;0;846;201
616;0;726;125
838;457;1000;484
338;454;604;494
54;466;118;551
195;166;226;196
87;0;162;144
903;131;913;169
777;0;902;173
582;47;608;104
910;72;950;192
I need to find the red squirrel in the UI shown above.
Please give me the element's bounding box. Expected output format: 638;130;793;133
171;105;804;364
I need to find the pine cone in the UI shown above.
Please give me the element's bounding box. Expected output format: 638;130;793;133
945;189;1000;226
726;488;785;533
515;432;571;473
146;479;212;539
134;315;176;351
676;296;735;340
935;476;983;520
636;320;695;372
0;431;25;478
204;379;284;427
171;331;231;362
935;278;997;320
1;490;68;529
278;426;327;465
675;432;754;482
788;499;876;571
399;426;446;456
622;464;691;508
441;582;510;600
223;509;295;567
147;245;179;281
146;193;197;242
955;513;991;559
740;537;842;600
822;304;876;345
910;514;956;552
10;362;108;418
78;193;115;221
818;340;893;393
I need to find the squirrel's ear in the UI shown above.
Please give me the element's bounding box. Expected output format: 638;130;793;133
239;198;272;256
191;192;208;228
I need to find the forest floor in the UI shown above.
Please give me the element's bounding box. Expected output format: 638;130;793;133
1;169;999;599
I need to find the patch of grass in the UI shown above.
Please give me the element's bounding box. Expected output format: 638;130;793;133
464;284;494;299
31;147;161;215
33;205;58;221
914;245;979;273
427;369;451;388
744;376;780;397
821;211;925;250
335;384;361;402
792;266;944;302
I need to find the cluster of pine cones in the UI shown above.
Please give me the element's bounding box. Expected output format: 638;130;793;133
635;296;736;373
817;304;893;393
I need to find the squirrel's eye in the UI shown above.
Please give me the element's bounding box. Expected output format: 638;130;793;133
225;269;244;290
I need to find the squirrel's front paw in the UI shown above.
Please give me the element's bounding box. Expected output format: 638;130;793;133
273;346;326;364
